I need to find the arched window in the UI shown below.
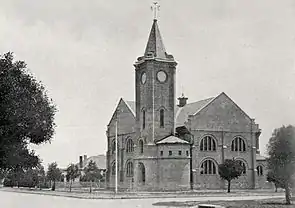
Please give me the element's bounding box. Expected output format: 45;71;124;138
111;140;116;154
142;110;146;129
200;159;217;175
257;165;263;176
160;109;164;128
200;136;216;151
126;139;134;153
237;160;247;174
139;140;144;154
111;162;116;175
231;137;246;152
126;161;134;177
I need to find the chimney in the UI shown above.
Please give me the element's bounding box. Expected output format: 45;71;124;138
177;93;188;107
79;156;83;169
83;155;87;166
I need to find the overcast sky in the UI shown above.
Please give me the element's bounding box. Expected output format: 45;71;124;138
1;0;295;168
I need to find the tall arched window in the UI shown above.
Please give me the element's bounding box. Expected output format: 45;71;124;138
160;109;164;128
231;137;246;152
200;159;217;175
200;136;216;151
139;140;144;154
111;140;116;154
126;161;134;177
237;160;247;174
142;110;146;129
111;162;116;175
126;139;134;153
257;165;263;176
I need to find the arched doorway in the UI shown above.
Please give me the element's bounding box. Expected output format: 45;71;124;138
138;162;146;185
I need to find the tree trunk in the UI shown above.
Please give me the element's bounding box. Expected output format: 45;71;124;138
275;184;278;192
227;180;231;193
89;181;92;193
52;180;56;191
69;180;72;192
285;185;292;205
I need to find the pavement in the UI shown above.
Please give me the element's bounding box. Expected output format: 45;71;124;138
0;190;286;208
0;186;285;200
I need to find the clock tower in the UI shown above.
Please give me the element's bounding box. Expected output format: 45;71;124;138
134;19;177;143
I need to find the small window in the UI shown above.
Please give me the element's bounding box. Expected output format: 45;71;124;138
126;161;134;177
237;160;247;174
160;151;163;156
257;165;263;176
186;151;189;156
139;140;144;154
126;139;134;153
169;150;172;156
160;109;164;128
142;110;146;129
178;151;182;156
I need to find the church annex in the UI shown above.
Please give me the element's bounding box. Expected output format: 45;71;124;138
105;18;271;191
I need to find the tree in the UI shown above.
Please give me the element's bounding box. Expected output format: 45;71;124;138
267;125;295;205
66;164;80;192
267;171;283;192
218;159;243;193
47;162;62;191
83;160;102;193
0;52;56;172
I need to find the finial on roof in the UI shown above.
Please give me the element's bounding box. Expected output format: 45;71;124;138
178;93;188;107
151;1;160;21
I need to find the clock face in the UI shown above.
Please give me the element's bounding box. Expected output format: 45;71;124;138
141;72;146;84
157;71;167;83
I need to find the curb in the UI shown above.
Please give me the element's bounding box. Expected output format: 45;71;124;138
0;188;285;200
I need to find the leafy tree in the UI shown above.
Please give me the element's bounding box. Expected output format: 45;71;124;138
267;171;283;192
267;125;295;205
47;162;62;191
0;52;56;172
66;163;80;192
83;160;102;193
218;159;243;193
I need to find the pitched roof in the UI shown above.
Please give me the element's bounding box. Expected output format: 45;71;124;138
125;100;136;116
144;20;167;59
107;98;135;126
175;97;215;127
156;135;189;144
256;154;267;161
123;97;216;128
77;155;106;170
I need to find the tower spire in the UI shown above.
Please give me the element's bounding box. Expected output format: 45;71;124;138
145;2;167;60
151;1;160;21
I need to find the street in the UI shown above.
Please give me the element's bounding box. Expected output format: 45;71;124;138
0;190;284;208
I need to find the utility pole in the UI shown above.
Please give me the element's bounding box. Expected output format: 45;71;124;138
115;109;118;194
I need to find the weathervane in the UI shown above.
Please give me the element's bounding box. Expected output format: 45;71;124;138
151;1;160;20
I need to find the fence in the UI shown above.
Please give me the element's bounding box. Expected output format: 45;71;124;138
55;181;106;192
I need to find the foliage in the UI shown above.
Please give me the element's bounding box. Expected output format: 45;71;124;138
0;52;57;171
266;171;284;192
218;159;243;193
82;160;102;182
46;162;62;191
267;125;295;204
66;163;80;192
81;160;103;193
3;164;46;188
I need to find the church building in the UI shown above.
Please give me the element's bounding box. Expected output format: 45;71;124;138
105;18;271;191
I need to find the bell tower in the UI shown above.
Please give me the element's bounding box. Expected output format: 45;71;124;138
134;18;177;143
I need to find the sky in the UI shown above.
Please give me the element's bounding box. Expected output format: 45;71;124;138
1;0;295;168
